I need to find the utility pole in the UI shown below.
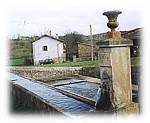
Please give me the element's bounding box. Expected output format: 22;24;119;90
90;24;94;61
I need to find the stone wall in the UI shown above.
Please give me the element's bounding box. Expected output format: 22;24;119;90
10;82;64;114
79;67;100;79
78;43;92;58
10;67;82;82
78;43;98;60
80;67;140;85
10;66;140;84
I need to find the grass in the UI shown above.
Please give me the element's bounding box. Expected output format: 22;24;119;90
11;57;140;67
10;54;140;67
10;58;25;66
41;57;140;67
10;39;33;66
42;60;99;67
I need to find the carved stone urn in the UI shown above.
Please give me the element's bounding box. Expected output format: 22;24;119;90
103;11;122;40
103;10;122;31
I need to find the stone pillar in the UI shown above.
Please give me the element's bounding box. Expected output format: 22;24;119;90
73;55;77;62
96;11;136;113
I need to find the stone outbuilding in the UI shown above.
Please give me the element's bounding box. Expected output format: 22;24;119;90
78;43;98;60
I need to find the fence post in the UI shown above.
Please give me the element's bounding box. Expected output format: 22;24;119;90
73;55;76;62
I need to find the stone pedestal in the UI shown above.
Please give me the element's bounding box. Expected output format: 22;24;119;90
97;39;133;111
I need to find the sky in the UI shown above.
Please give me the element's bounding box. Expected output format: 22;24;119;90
6;0;142;38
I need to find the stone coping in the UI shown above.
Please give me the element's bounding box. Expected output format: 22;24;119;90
75;74;101;84
10;81;66;114
96;39;133;48
9;66;82;71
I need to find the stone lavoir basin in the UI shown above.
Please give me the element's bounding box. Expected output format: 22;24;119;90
10;73;99;116
55;81;99;101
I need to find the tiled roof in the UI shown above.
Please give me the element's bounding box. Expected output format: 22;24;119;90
32;34;64;43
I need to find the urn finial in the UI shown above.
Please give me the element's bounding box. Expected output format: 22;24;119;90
103;10;122;32
103;10;122;40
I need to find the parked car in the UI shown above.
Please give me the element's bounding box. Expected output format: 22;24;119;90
39;59;54;65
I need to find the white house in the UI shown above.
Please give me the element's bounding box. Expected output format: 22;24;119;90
32;34;65;65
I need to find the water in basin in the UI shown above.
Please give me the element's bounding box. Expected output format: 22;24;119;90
57;81;99;101
10;73;96;115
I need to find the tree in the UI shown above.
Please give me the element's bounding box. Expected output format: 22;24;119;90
61;31;83;61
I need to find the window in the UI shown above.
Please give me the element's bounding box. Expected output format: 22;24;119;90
43;46;48;51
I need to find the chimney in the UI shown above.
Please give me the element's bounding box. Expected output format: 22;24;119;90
49;30;51;36
56;34;59;39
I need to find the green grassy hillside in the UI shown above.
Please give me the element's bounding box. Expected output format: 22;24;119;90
10;39;33;66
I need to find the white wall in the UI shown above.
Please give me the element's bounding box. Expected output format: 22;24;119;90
32;37;64;65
